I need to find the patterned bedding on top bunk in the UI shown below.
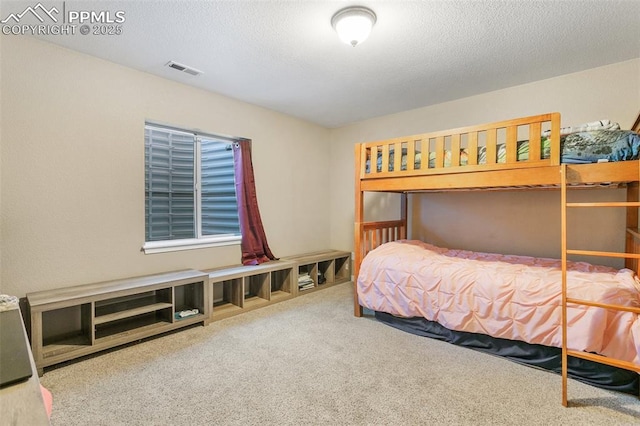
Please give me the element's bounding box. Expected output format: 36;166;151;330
357;240;640;364
370;120;640;172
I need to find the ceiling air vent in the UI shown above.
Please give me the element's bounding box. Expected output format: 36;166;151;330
165;61;203;76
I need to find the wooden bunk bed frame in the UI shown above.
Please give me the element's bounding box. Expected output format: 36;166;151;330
353;112;640;406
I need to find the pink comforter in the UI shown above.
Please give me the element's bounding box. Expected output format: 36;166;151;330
357;240;640;364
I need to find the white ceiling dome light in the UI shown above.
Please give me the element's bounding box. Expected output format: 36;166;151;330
331;6;377;47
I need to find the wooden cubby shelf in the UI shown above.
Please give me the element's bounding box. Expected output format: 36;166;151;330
27;269;209;373
205;260;297;320
283;250;352;294
27;250;351;373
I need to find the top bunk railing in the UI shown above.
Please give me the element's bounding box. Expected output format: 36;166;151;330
357;113;561;180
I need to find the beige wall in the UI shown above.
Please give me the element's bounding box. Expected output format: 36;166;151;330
329;59;640;267
2;36;639;297
0;36;331;297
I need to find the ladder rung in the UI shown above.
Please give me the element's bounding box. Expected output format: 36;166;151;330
566;202;640;207
566;349;640;373
566;249;640;259
566;297;640;314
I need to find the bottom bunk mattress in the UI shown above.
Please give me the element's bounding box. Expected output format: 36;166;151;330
356;240;640;365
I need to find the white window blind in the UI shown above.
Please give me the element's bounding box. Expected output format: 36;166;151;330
199;138;240;236
144;124;240;249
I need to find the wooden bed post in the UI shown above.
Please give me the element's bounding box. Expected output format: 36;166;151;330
354;143;364;317
401;193;408;239
628;113;640;275
560;164;569;407
626;182;639;274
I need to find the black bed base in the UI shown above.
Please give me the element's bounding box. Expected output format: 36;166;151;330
375;311;639;395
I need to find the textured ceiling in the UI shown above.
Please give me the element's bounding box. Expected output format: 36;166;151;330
4;0;639;127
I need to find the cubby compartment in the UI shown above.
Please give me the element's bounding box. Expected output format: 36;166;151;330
318;260;334;286
41;304;92;359
334;255;351;282
270;268;293;302
297;263;318;292
174;282;205;321
244;273;270;309
211;278;243;320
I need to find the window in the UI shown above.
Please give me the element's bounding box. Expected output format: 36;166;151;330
143;123;241;253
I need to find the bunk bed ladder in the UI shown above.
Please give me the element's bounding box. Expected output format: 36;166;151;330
560;164;640;407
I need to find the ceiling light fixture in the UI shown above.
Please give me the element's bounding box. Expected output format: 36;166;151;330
331;6;376;47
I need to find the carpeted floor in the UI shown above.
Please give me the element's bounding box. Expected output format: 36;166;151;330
40;282;640;425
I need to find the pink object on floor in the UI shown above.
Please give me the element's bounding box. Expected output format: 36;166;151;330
40;384;52;418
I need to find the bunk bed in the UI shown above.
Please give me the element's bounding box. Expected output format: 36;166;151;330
353;112;640;406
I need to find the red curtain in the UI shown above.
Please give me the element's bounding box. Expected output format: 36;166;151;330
233;139;277;265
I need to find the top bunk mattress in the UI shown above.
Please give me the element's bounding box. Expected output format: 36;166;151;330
357;240;640;364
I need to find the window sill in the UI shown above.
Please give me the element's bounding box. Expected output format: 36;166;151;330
142;235;241;254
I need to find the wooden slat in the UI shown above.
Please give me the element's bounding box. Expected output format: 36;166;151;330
529;122;541;161
565;160;640;184
359;144;368;178
506;126;517;164
450;134;461;167
435;137;444;169
566;297;640;314
486;129;497;164
567;350;640;373
415;139;424;170
566;202;640;207
94;302;173;325
380;145;389;173
566;249;640;259
393;142;401;173
89;302;96;345
362;220;406;230
407;140;416;171
549;113;561;165
467;132;478;166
